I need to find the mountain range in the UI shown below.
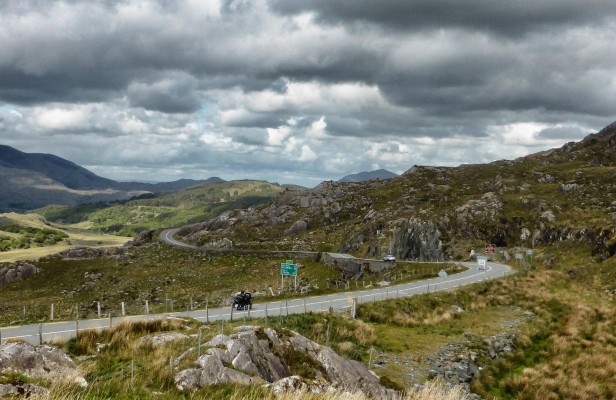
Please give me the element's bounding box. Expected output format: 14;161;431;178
0;144;400;213
0;145;223;212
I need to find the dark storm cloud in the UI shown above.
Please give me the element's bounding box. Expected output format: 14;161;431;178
0;68;127;105
127;73;202;113
269;0;616;36
1;0;611;122
0;0;614;186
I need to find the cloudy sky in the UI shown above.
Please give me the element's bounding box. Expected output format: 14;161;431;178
1;0;615;187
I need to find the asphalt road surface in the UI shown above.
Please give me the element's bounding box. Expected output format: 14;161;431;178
160;228;199;250
0;254;511;345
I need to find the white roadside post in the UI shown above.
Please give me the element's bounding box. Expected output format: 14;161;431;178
438;269;448;291
515;253;523;268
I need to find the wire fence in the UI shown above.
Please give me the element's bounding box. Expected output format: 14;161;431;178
0;266;510;346
0;265;462;326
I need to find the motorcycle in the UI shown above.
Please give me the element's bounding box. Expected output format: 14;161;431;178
233;291;252;310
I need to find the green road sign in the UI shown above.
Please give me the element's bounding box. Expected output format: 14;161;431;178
281;263;298;276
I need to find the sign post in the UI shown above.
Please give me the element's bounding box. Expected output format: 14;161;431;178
515;253;523;267
280;260;298;291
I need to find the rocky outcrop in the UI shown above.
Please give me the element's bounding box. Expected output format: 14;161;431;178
426;331;520;400
205;238;233;250
455;192;503;234
158;121;616;259
58;246;128;260
0;263;39;286
175;326;399;399
390;218;444;261
0;342;86;387
178;180;375;247
125;229;156;247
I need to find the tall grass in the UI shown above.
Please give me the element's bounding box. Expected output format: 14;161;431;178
38;379;472;400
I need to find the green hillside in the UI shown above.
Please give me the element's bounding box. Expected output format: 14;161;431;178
38;180;288;236
177;127;616;262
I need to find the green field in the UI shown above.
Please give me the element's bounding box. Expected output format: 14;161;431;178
0;213;130;263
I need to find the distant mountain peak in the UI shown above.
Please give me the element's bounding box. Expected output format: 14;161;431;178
0;145;227;212
338;169;398;183
0;145;114;190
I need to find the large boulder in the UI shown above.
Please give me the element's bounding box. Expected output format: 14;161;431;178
175;326;399;399
0;342;86;387
289;333;396;399
285;220;308;236
0;263;39;286
125;229;156;247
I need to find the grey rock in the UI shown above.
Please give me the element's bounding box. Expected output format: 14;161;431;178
268;375;329;395
176;326;399;399
559;183;581;192
452;191;505;242
538;174;555;183
204;334;232;347
468;361;481;378
389;218;445;261
0;382;50;398
176;348;266;390
488;347;496;359
125;229;156;247
206;238;233;249
285;220;308;235
140;333;190;347
0;263;40;286
232;351;260;376
0;342;86;387
206;348;231;365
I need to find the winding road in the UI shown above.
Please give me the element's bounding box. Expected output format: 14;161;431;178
0;230;512;345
